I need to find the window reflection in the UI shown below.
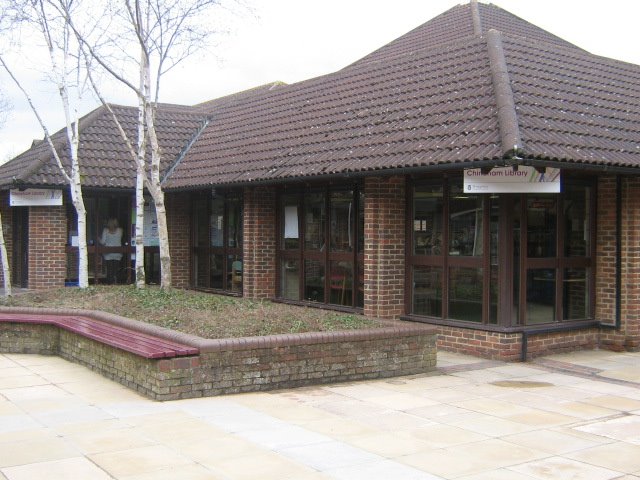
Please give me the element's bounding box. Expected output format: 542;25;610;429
449;267;483;322
281;259;300;300
526;268;556;324
564;186;590;257
304;260;324;302
414;185;443;255
413;266;442;317
563;268;589;320
330;191;354;252
304;193;325;251
449;185;483;257
527;197;556;258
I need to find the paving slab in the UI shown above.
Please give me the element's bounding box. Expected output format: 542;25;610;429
0;350;638;480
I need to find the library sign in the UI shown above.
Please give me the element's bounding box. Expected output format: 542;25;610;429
463;166;561;193
9;188;63;206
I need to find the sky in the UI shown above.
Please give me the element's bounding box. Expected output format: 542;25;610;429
1;0;639;162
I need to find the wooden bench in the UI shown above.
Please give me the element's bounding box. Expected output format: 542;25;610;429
0;312;199;359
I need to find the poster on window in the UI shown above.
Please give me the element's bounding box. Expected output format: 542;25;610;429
464;166;561;193
143;203;159;246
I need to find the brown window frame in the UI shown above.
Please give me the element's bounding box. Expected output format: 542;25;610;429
276;184;364;310
407;175;596;328
191;190;243;293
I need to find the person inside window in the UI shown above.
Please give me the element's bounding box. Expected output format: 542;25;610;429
100;218;123;284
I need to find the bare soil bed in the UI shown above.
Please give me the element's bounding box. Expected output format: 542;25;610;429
1;286;383;339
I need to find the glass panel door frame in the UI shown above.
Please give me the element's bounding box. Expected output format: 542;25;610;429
276;185;364;309
407;175;596;328
191;190;243;292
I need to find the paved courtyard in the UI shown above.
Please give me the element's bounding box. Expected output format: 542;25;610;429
0;349;639;479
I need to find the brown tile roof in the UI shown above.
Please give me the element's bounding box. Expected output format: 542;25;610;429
165;1;640;189
0;104;207;189
347;2;582;69
4;1;640;191
164;35;502;189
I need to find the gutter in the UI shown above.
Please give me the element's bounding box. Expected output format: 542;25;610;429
164;156;640;192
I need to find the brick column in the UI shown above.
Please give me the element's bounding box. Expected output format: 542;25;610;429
167;192;191;289
243;186;276;299
28;205;66;289
595;176;617;324
364;176;406;319
598;176;640;351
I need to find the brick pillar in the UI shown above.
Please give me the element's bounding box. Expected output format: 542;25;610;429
243;186;276;299
0;192;12;290
28;205;66;289
167;192;191;289
364;176;406;319
598;176;640;351
595;176;617;324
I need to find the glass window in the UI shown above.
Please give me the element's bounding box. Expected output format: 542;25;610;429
413;266;442;317
210;197;224;247
281;259;300;300
193;199;208;248
449;185;483;257
228;254;243;293
330;190;354;252
191;191;243;292
563;268;589;320
409;178;595;327
414;185;443;255
210;254;224;289
449;267;483;322
527;268;556;324
330;261;353;306
527;197;556;258
304;193;325;251
564;186;590;257
278;187;363;309
228;196;242;248
282;195;299;250
304;259;324;302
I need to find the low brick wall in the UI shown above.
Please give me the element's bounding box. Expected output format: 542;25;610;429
0;307;438;401
435;324;599;361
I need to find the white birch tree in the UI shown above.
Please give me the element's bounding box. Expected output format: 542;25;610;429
0;0;94;288
74;0;228;289
0;92;11;296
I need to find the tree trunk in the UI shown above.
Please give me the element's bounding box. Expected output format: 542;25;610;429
0;210;12;297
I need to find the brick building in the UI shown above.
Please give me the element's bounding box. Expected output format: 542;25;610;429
1;1;639;360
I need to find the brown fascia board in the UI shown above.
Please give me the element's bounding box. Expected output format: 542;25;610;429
486;28;522;160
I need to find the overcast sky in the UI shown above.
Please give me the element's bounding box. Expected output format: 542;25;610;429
1;0;639;162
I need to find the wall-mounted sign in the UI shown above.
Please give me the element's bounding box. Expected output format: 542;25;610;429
9;189;63;206
463;167;561;193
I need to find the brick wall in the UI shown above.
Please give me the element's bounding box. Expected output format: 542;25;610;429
28;206;67;289
436;325;599;361
598;176;640;351
0;310;438;400
363;176;406;319
243;186;276;299
166;192;191;288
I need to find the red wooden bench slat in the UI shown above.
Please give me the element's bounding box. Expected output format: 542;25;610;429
0;313;198;359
